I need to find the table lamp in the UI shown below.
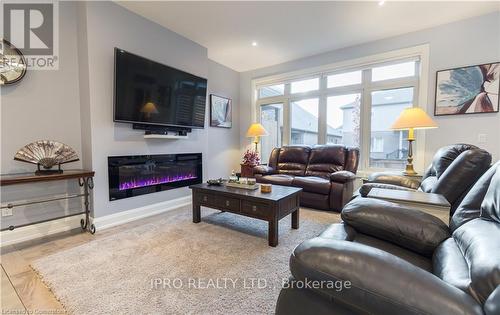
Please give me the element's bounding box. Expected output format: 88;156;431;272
246;123;268;152
391;107;437;175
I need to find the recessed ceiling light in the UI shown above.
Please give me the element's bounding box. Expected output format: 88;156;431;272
378;0;385;6
251;41;258;47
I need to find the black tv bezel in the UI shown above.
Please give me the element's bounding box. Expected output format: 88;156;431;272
113;47;207;129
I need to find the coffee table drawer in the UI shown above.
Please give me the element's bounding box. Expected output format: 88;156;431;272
217;196;240;212
196;192;218;206
241;200;272;219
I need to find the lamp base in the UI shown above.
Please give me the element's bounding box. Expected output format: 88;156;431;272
403;137;417;176
403;164;417;176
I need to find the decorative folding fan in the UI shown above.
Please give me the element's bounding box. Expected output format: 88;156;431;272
14;140;79;174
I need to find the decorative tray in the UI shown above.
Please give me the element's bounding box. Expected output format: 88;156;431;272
225;182;259;190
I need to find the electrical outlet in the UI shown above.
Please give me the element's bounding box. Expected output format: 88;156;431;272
478;134;487;144
2;207;13;217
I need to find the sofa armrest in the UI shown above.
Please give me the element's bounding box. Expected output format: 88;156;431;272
290;238;482;315
253;165;275;175
341;198;449;256
330;171;356;183
359;182;416;197
367;172;421;189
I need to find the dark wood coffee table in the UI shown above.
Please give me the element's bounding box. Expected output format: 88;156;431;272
189;183;302;247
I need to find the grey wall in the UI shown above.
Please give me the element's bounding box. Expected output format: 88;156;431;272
1;3;82;173
1;2;241;226
79;2;240;218
0;3;84;229
240;12;500;167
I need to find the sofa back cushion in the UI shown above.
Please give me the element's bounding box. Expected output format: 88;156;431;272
480;164;500;224
277;146;311;176
305;145;346;178
451;162;499;231
423;144;479;179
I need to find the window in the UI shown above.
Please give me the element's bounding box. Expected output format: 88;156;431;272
260;103;283;163
255;47;425;172
258;84;284;98
372;61;416;82
291;78;319;94
327;71;362;88
290;98;319;145
371;137;384;152
369;87;413;169
326;94;361;147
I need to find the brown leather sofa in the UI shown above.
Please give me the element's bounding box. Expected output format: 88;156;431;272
253;145;359;211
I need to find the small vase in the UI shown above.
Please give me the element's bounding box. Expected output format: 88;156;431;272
240;164;256;178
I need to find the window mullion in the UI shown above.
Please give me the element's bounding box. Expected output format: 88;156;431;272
283;83;291;146
360;69;372;171
318;75;327;145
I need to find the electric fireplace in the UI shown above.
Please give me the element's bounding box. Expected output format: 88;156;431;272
108;153;202;201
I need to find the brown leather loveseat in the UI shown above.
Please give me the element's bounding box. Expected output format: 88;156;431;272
253;145;359;211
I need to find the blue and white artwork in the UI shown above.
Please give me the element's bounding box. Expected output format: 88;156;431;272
435;62;499;115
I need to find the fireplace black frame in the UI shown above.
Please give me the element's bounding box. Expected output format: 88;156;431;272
108;153;202;201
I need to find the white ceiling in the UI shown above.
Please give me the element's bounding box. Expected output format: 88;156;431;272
118;1;500;72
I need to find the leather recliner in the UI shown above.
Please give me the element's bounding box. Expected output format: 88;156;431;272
360;144;492;213
253;145;359;211
276;161;500;315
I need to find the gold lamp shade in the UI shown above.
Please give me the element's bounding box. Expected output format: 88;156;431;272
246;123;268;151
391;107;437;176
391;107;438;132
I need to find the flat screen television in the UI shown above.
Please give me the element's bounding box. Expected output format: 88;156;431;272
114;48;207;129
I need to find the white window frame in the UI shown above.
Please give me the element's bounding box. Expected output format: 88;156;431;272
252;45;430;174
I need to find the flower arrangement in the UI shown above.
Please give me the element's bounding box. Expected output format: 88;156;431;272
242;149;260;166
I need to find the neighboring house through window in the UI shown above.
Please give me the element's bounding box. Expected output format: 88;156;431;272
254;45;429;172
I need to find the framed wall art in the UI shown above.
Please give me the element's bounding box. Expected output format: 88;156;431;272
210;94;232;128
435;62;499;116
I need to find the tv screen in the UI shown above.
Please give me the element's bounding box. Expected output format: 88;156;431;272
114;48;207;129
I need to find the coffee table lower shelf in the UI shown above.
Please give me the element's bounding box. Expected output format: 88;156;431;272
190;184;302;247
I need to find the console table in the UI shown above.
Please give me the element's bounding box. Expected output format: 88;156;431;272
0;170;96;234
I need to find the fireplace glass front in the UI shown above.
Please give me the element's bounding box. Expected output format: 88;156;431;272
108;153;202;201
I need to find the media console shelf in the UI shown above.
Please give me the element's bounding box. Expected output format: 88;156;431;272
0;169;96;234
143;134;189;140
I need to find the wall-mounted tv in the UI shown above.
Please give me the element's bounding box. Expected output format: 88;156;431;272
114;48;207;129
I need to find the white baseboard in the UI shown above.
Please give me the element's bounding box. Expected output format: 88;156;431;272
92;195;192;231
1;196;192;247
1;214;85;247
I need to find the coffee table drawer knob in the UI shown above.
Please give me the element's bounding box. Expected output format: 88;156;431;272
252;205;257;211
225;200;230;206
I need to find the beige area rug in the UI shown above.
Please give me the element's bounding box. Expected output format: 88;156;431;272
32;205;339;315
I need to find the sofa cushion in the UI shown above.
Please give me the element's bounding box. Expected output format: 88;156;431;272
342;198;450;257
258;174;294;186
277;146;311;176
305;145;345;178
453;218;500;303
433;238;471;294
451;162;499;231
293;176;331;195
480;164;500;223
425;144;479;179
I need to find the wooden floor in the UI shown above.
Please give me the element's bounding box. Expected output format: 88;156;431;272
0;209;182;314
